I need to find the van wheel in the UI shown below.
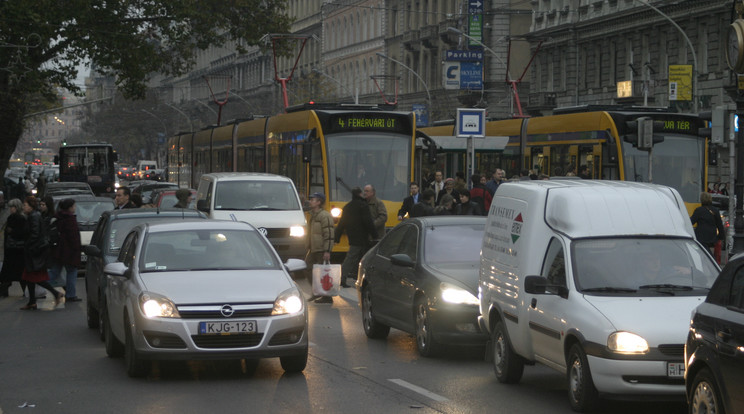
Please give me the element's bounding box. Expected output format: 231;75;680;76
492;321;524;383
567;344;600;412
689;368;723;414
415;297;440;357
362;286;390;339
124;315;150;378
103;304;124;358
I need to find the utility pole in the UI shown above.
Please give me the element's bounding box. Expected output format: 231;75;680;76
726;0;744;253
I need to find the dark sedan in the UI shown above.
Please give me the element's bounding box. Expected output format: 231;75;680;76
685;254;744;414
356;216;488;357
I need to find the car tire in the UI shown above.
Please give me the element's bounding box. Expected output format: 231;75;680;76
87;301;99;329
492;320;524;383
280;348;308;373
103;304;124;358
415;297;441;357
361;285;390;339
689;368;724;414
124;315;149;378
567;344;600;412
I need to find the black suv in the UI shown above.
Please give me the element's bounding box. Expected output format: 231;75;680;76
83;208;206;337
685;254;744;413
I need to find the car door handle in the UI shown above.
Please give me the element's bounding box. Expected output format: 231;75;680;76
717;329;732;341
531;298;537;309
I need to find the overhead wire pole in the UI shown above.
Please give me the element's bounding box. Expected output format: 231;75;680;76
376;52;431;125
265;34;312;111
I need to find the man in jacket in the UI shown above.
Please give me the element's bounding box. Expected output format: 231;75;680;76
363;184;387;243
115;187;137;209
335;187;377;290
397;182;420;220
305;192;336;302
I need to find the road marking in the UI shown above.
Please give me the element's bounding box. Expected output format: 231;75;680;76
388;379;449;402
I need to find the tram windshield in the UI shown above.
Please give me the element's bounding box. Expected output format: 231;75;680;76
326;132;411;202
621;133;704;203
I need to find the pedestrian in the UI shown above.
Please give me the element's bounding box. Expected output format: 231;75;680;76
115;187;137;209
20;196;64;310
48;198;82;302
0;198;26;297
411;189;436;217
456;190;483;216
430;170;445;199
363;184;387;243
454;171;468;194
690;192;726;258
130;193;144;208
334;187;377;292
397;182;420;220
485;169;504;196
36;171;47;198
469;174;492;215
434;193;455;215
437;177;459;205
305;193;335;302
578;165;591;179
174;188;192;209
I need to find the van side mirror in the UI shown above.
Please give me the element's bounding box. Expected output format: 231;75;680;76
196;199;209;212
524;275;568;298
390;253;415;268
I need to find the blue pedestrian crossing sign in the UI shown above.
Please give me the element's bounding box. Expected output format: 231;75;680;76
457;108;485;138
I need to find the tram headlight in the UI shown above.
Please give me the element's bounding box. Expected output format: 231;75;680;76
331;207;342;218
290;225;305;238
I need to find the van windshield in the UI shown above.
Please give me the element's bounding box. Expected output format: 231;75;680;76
214;180;300;211
572;238;719;295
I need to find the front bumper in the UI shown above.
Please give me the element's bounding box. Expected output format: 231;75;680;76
588;355;686;397
131;309;308;360
429;304;489;347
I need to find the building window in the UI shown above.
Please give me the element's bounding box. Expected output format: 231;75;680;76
699;23;708;74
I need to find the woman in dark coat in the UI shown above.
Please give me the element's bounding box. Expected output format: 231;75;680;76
49;198;82;301
0;199;27;297
690;192;726;257
20;196;63;310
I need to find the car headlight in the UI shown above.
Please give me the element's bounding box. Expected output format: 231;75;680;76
607;331;649;354
440;283;479;305
140;292;180;318
290;225;305;238
272;287;304;315
331;207;342;218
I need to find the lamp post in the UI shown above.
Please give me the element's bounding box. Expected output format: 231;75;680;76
635;0;698;113
228;89;261;114
312;68;358;104
165;103;193;134
376;52;432;124
141;109;167;167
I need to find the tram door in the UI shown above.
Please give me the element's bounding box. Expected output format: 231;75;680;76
529;146;550;176
578;144;602;179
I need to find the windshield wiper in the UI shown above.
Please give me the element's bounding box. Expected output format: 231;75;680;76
249;207;280;211
638;284;693;290
582;287;637;293
336;176;352;194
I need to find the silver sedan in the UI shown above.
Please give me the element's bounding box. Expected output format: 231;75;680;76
101;220;307;377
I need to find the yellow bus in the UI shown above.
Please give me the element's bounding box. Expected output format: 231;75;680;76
423;106;709;213
167;103;417;252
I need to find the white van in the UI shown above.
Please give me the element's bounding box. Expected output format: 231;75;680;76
195;173;306;260
136;160;157;179
478;180;720;411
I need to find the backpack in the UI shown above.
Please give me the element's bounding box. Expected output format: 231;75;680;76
48;217;60;248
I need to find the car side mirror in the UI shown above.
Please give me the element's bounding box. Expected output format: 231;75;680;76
390;253;415;268
284;258;307;273
83;245;102;258
104;262;131;278
196;199;209;212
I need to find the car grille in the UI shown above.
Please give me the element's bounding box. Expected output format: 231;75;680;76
178;304;274;319
268;328;304;346
657;344;684;357
192;334;264;348
264;228;289;238
144;331;187;349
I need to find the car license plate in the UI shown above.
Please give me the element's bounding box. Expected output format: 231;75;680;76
667;362;685;378
80;253;87;263
199;321;257;335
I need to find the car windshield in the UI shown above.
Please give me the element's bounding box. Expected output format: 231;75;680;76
424;222;485;265
214;180;300;211
140;229;280;272
573;238;719;293
107;216;200;254
73;200;114;224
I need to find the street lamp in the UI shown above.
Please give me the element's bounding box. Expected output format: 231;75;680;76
165;103;193;134
191;98;218;116
376;52;432;123
228;89;261;114
634;0;698;112
312;68;358;104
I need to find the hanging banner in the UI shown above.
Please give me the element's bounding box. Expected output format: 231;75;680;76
668;65;692;101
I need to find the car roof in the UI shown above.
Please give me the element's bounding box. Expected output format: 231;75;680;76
52;195;114;202
140;219;256;233
412;216;487;227
46;182;92;188
103;208;207;221
201;172;293;182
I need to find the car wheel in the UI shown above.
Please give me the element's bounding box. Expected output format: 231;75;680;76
361;286;390;339
491;320;524;383
103;304;124;358
689;368;724;414
567;344;600;412
415;297;440;357
124;315;149;378
280;348;308;373
87;301;100;329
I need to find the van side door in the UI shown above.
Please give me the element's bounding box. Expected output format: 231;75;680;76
528;237;570;369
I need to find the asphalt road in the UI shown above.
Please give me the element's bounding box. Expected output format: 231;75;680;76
0;279;687;414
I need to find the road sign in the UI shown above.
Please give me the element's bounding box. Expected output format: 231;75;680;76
444;50;484;61
443;62;483;90
469;0;483;14
456;108;485;138
412;104;429;127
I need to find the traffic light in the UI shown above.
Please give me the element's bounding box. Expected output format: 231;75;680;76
709;106;736;145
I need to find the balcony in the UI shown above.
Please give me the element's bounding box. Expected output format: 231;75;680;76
420;25;438;49
403;30;421;51
528;92;557;109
